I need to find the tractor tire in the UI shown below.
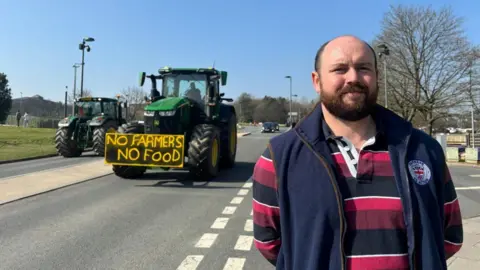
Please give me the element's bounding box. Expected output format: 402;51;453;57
92;121;118;156
111;122;147;179
220;113;237;168
187;124;221;180
55;128;83;157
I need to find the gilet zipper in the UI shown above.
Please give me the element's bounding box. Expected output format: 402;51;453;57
403;155;416;270
296;133;346;270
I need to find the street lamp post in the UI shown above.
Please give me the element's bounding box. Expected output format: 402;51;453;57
64;86;68;117
377;44;390;109
79;37;95;98
72;63;81;115
285;75;293;124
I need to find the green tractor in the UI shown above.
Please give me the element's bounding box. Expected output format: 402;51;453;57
104;66;238;180
55;96;128;157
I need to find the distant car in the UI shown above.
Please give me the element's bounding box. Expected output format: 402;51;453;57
261;122;276;133
272;122;280;131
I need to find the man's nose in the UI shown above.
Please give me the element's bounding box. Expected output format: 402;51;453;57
345;68;360;83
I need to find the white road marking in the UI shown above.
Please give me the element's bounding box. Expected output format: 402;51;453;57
242;182;253;188
223;257;246;270
244;219;253;232
237;189;249;196
195;233;218;248
455;186;480;190
469;175;480;177
230;197;244;204
234;235;254;251
211;217;229;229
222;206;237;215
177;255;204;270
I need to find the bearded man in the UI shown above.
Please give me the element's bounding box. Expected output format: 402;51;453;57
251;35;463;270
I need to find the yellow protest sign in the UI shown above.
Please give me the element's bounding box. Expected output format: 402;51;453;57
104;133;185;168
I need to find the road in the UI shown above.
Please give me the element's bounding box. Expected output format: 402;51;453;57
0;126;278;270
447;164;480;218
0;126;479;270
0;151;102;179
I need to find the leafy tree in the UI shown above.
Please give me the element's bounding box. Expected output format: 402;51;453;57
0;73;12;123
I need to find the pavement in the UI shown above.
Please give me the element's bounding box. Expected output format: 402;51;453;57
444;163;480;268
0;151;102;179
0;126;479;269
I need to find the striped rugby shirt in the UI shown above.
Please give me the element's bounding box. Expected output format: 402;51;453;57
252;116;462;269
322;117;409;269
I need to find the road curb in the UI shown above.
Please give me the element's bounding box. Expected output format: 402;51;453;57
0;153;59;165
0;171;113;206
237;132;251;137
447;162;480;168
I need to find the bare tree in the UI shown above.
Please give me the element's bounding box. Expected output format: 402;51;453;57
67;88;93;104
373;5;475;135
464;48;480;110
120;86;148;121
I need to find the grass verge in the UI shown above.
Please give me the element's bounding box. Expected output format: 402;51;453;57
0;126;57;162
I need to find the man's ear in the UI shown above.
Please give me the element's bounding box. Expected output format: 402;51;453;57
311;71;321;94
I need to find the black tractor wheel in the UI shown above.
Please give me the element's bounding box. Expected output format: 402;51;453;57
112;122;147;179
55;128;83;157
187;124;221;180
220;113;237;168
92;121;118;156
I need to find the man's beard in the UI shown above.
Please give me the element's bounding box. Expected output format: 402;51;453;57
320;81;378;121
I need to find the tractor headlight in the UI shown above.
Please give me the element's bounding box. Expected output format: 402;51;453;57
144;111;155;116
158;110;176;117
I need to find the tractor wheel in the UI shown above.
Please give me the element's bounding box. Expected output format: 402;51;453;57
112;122;147;179
220;113;237;168
92;121;118;156
187;124;221;180
55;128;83;157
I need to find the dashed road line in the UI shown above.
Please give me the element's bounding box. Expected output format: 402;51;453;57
469;175;480;177
237;189;249;196
234;235;254;251
244;219;253;232
222;206;237;215
211;217;230;229
242;182;252;188
180;181;254;270
230;197;244;204
177;255;204;270
223;257;246;270
195;233;218;248
455;186;480;190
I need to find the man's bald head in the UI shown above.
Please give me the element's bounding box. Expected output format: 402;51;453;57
314;35;378;73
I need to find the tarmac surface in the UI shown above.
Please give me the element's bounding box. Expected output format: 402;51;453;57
0;126;479;269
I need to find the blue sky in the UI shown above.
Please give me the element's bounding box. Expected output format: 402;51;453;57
1;0;479;104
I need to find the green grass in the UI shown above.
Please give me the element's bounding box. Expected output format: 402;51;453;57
0;126;57;161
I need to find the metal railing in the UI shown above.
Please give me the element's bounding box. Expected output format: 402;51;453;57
3;114;61;129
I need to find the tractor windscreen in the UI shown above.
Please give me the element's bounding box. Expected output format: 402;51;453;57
162;73;207;104
75;101;102;117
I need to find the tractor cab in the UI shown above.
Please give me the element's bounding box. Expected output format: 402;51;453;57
74;96;127;126
142;67;230;115
139;67;232;134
